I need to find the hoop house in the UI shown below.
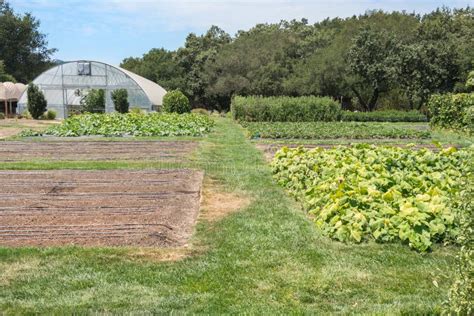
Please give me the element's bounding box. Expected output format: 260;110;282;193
18;60;167;118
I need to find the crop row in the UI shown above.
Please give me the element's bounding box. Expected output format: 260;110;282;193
271;145;469;251
241;122;430;139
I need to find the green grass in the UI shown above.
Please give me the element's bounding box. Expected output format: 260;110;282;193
0;118;457;314
241;121;431;139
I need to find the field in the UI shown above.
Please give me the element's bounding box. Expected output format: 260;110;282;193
0;170;203;247
0;117;468;314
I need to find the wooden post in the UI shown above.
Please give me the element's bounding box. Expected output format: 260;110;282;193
4;99;7;117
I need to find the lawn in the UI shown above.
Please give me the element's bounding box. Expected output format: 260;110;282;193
0;118;457;314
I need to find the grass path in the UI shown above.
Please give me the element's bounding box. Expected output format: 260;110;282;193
0;118;456;314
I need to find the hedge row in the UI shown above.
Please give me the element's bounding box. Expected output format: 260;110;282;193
341;110;427;122
231;95;341;122
428;93;474;133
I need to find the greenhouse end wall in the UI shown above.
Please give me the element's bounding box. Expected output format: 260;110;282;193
17;61;163;119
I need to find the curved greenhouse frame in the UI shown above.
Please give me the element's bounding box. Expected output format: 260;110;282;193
18;60;167;118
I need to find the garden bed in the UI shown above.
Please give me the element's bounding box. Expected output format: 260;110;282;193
0;169;203;247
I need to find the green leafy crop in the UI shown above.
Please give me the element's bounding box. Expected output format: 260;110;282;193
271;144;468;252
20;112;214;137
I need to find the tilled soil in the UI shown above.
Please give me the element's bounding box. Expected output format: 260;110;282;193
0;141;197;162
0;169;203;247
255;142;448;161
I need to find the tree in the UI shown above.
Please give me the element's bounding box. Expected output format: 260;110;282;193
111;89;129;114
0;1;56;82
162;90;190;114
80;89;105;113
27;83;47;119
348;28;400;111
0;60;15;82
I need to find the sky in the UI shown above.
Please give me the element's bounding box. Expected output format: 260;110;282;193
9;0;474;66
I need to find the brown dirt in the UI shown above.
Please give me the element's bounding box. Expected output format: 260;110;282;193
0;169;203;247
0;119;59;139
255;142;448;161
199;179;251;222
0;141;197;162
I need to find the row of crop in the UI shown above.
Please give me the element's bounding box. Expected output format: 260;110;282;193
20;112;214;137
241;122;430;139
271;145;468;252
231;96;427;122
427;93;473;134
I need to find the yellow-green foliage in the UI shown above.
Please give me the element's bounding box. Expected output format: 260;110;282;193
271;144;467;252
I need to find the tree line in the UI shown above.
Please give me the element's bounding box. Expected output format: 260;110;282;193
121;7;473;111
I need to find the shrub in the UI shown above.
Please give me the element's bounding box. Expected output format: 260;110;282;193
19;110;32;119
341;110;427;122
162;90;190;114
27;83;47;119
272;145;468;252
445;148;473;314
428;93;474;133
111;89;129;114
231;95;341;122
81;89;105;113
0;112;4;119
129;107;144;114
41;109;56;120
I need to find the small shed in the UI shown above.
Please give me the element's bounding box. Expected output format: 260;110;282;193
0;82;27;117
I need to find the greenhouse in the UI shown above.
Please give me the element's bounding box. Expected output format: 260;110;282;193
17;60;167;119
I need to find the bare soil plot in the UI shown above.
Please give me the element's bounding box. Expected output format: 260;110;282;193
255;142;445;161
0;169;203;247
0;119;60;139
0;141;198;162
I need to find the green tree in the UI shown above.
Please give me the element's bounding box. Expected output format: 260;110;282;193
80;89;105;113
27;83;47;119
0;0;56;82
348;28;400;111
162;90;190;114
0;60;15;82
111;89;129;114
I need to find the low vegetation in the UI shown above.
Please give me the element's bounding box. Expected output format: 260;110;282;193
20;112;214;137
341;110;427;122
242;121;430;139
271;145;467;252
231;95;340;122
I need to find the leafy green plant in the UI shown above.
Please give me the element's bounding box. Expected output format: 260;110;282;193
111;89;129;114
271;145;467;252
341;110;427;122
0;112;4;119
40;109;56;120
81;89;105;113
241;121;430;139
445;147;473;314
428;93;474;133
162;90;190;114
231;95;341;122
22;112;214;137
27;83;47;119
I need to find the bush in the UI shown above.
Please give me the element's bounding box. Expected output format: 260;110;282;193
445;147;473;314
341;110;427;122
129;107;144;114
81;89;105;113
27;83;47;119
19;110;32;119
271;145;467;252
0;112;4;119
41;109;56;120
111;89;129;114
231;95;341;122
162;90;190;114
428;93;474;133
